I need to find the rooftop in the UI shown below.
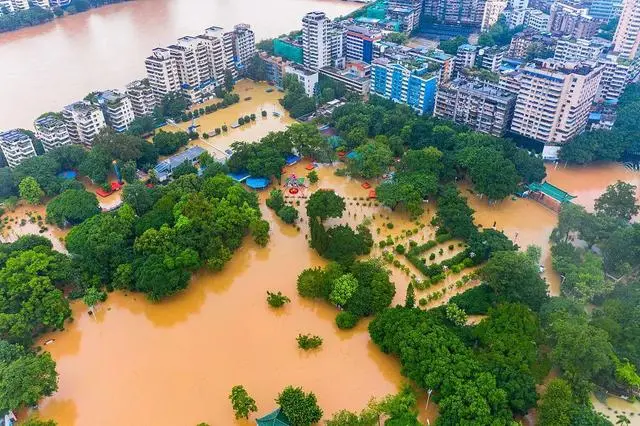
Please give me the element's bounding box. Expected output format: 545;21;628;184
0;129;31;144
34;115;65;130
446;78;516;100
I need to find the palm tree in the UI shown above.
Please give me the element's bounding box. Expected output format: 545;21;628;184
616;414;630;426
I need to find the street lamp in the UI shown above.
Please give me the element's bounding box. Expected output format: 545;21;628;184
426;388;433;425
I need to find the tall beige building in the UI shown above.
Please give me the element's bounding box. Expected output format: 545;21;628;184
482;0;508;30
613;0;640;59
510;59;603;144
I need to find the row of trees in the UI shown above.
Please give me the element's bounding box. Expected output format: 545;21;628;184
560;83;640;164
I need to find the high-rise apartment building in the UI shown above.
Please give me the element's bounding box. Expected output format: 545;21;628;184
482;0;508;30
345;25;382;64
302;12;331;71
125;79;156;118
596;54;633;100
34;115;71;152
387;0;424;32
435;79;516;136
145;48;181;102
455;44;478;74
371;58;439;115
423;0;486;26
524;9;551;32
62;101;107;146
96;90;135;133
168;36;213;103
548;2;599;38
510;59;603;144
477;47;505;72
0;130;36;168
613;0;640;59
199;26;236;83
554;37;610;61
224;24;256;70
32;0;49;8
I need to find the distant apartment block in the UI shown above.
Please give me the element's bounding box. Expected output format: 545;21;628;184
125;79;156;118
329;25;346;61
554;37;610;62
302;11;331;71
0;130;36;168
34;115;71;152
0;0;29;13
435;79;516;136
477;46;505;72
320;61;372;97
589;0;623;20
96;90;135;133
455;44;478;74
260;53;290;88
510;59;603;144
285;64;319;97
32;0;49;8
524;9;550;32
548;2;599;38
371;58;439;115
507;29;555;59
345;25;382;64
423;0;486;26
596;54;633;100
613;0;640;59
387;0;424;33
62;101;106;146
482;0;508;30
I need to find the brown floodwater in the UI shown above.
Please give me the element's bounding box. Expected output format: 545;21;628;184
21;83;640;425
0;0;358;129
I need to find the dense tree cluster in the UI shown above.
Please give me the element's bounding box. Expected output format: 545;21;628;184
560;83;640;164
46;189;100;227
0;236;73;345
66;173;269;301
281;75;316;119
152;130;190;156
330;97;545;202
0;145;86;199
0;6;54;33
306;190;372;265
297;259;395;327
478;17;522;47
228;123;334;180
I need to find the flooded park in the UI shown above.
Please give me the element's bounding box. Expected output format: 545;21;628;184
2;81;637;425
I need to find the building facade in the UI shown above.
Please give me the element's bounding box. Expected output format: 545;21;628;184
477;46;505;72
548;2;599;38
387;0;424;32
524;9;551;32
302;11;331;71
589;0;623;20
596;54;633;100
96;90;135;133
261;53;290;88
423;0;487;26
285;64;319;97
371;58;439;115
510;59;603;144
62;101;107;146
0;130;36;168
125;79;157;118
455;44;478;74
613;0;640;59
34;115;71;152
554;37;609;61
145;48;181;102
435;79;516;136
345;25;382;64
482;0;508;30
224;23;256;71
319;61;372;97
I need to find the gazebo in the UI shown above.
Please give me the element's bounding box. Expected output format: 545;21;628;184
255;407;290;426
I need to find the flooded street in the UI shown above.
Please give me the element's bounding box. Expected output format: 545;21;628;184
0;0;358;129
